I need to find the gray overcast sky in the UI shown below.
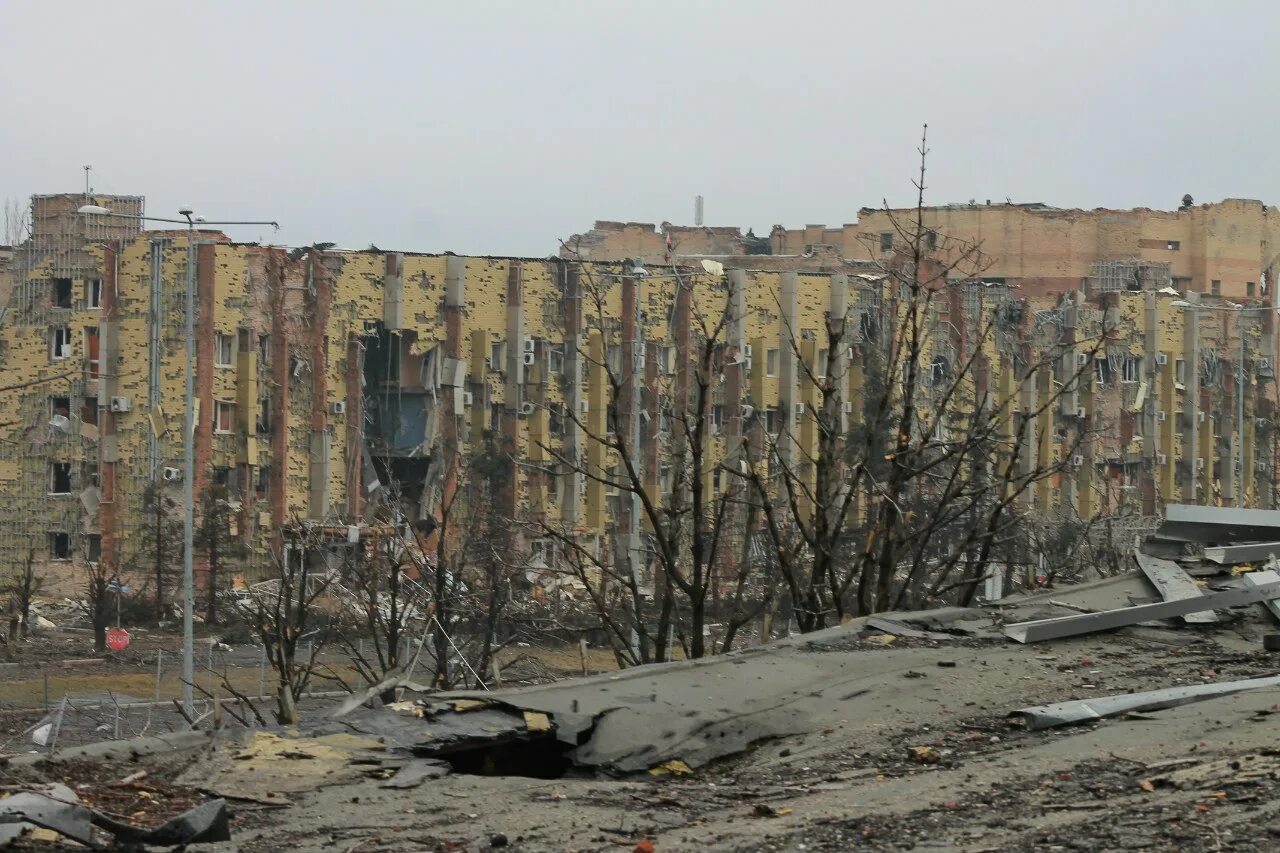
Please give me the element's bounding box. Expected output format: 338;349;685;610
1;1;1275;255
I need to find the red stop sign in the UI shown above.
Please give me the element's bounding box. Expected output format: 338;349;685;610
106;628;130;651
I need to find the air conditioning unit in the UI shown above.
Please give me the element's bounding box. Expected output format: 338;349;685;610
1071;454;1084;467
1258;461;1271;473
1195;457;1205;472
743;357;752;371
579;400;589;414
1156;411;1167;422
1075;352;1089;366
740;404;754;419
523;339;536;353
1156;452;1167;465
520;402;535;416
1076;407;1087;419
522;352;536;366
331;401;346;415
1196;411;1206;423
1260;358;1273;372
842;401;854;414
109;396;131;413
162;467;181;482
743;344;753;358
1156;353;1168;366
709;423;721;436
793;403;805;417
463;391;474;406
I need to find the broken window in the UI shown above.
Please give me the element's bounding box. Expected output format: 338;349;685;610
924;230;938;252
257;394;272;434
711;404;724;432
548;344;564;376
1166;240;1180;251
86;278;102;309
81;396;98;425
816;349;828;379
548;402;564;436
1211;279;1222;296
530;538;556;567
215;333;234;367
214;400;236;433
658;346;675;374
256;465;270;496
930;356;950;387
766;348;779;378
48;532;71;560
49;326;71;361
49;396;70;420
85;533;101;563
49;462;72;494
765;407;779;435
880;232;894;253
85;327;100;378
258;334;271;365
1095;358;1113;386
606;345;622;375
212;466;240;497
1247;281;1256;298
1175;358;1186;385
1122;356;1140;384
51;278;72;308
489;341;505;373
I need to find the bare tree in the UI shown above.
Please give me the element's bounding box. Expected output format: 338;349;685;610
134;481;181;624
242;524;335;724
81;554;115;654
746;127;1105;629
195;484;242;625
537;256;759;663
5;549;42;642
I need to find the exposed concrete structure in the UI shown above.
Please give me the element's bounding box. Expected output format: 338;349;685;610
2;192;1277;596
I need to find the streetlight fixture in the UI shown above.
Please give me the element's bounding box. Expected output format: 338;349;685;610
1170;299;1279;508
79;204;278;717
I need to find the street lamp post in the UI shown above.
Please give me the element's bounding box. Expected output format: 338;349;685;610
1170;299;1278;508
79;204;277;717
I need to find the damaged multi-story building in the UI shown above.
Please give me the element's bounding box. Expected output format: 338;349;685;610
1;192;1277;594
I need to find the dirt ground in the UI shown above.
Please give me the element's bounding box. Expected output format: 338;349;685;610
6;574;1280;851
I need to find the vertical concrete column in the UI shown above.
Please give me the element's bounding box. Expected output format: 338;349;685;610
1198;397;1215;502
797;337;819;519
307;252;332;519
442;256;466;521
562;266;583;525
1017;341;1036;508
725;271;747;461
618;275;639;546
777;272;799;469
586;329;607;531
1159;356;1176;503
642;342;660;529
194;242;216;507
383;253;404;331
1141;293;1158;514
345;335;364;519
673;274;692;497
98;242;120;584
269;251;290;556
500;262;522;521
1182;292;1202;501
1076;358;1095;520
1035;367;1053;512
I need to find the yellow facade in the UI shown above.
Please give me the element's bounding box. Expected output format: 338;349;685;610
2;197;1276;594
